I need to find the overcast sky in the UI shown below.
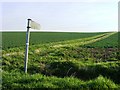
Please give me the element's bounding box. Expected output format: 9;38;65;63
1;0;118;32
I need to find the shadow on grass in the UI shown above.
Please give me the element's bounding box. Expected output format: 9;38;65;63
27;61;120;84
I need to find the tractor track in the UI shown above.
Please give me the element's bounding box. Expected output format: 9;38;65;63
2;32;115;57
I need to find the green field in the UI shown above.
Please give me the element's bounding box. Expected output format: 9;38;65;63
2;32;120;89
83;32;118;48
2;32;105;50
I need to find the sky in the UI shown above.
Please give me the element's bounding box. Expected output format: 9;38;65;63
1;0;119;32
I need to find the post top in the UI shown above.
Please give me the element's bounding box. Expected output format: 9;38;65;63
28;19;31;20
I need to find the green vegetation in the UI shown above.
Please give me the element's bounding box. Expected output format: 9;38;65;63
3;72;119;89
2;32;120;89
0;32;2;51
83;32;119;48
2;32;105;50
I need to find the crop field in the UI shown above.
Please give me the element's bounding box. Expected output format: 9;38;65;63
2;32;105;50
2;32;120;89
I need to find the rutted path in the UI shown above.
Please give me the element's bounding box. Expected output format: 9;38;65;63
2;32;116;57
52;32;115;48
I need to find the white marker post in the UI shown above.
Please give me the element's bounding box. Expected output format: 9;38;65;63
24;19;40;73
24;19;31;73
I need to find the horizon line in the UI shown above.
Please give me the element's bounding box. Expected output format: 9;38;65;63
0;29;118;33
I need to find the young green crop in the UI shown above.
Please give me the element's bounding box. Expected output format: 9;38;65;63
84;32;118;48
2;32;105;50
